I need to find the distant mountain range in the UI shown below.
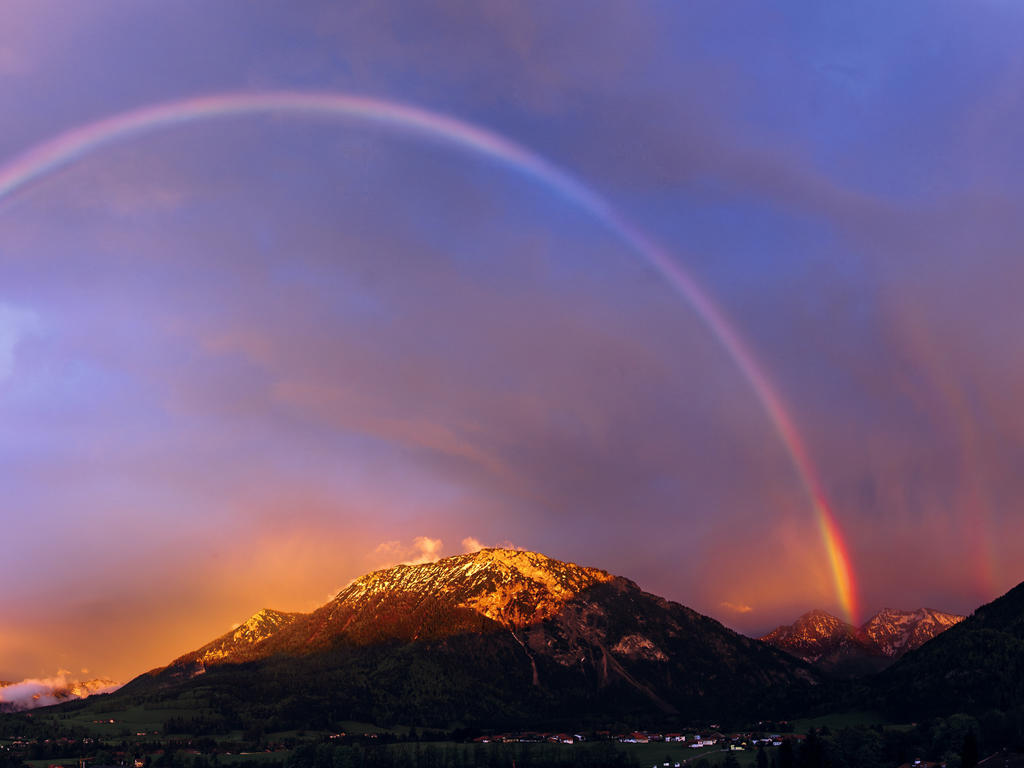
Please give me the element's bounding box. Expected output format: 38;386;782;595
874;580;1024;718
760;607;963;676
116;548;817;727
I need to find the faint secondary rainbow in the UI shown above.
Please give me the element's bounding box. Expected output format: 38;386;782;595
0;90;860;622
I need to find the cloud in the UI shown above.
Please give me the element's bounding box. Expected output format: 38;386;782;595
371;540;402;562
409;537;443;563
0;672;120;711
0;303;39;382
461;537;525;554
372;537;445;567
719;602;753;614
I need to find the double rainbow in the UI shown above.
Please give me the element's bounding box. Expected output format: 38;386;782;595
0;91;860;623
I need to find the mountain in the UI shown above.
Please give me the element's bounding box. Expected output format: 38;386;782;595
65;678;120;699
858;607;963;657
761;610;860;664
161;608;303;680
874;581;1024;718
117;548;819;728
761;607;963;676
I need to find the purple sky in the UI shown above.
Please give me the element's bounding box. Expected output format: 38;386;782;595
2;0;1024;682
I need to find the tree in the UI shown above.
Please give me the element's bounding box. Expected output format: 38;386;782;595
777;740;794;768
798;729;826;768
961;731;979;768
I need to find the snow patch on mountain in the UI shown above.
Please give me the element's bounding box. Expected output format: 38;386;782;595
611;634;668;662
335;548;614;627
856;607;964;656
173;608;303;668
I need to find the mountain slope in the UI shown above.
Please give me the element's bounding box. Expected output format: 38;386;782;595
119;548;819;727
161;608;303;680
874;581;1024;718
259;549;615;652
761;610;859;664
761;607;963;676
857;607;963;657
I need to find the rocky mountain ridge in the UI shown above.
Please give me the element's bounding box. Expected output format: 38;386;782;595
859;607;963;656
167;608;304;671
761;607;963;676
873;580;1024;717
335;548;614;627
123;548;819;725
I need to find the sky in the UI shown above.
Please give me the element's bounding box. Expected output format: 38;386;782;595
2;0;1024;683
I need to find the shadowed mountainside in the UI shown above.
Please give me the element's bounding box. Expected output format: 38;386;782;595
873;581;1024;718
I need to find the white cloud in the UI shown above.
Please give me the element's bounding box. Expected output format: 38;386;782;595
406;536;443;564
371;536;445;567
0;671;120;711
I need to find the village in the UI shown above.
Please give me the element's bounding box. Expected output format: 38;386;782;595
469;726;801;751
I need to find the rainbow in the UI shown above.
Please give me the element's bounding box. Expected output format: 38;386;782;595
0;90;860;622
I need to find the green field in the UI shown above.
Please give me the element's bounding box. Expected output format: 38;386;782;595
32;704;205;736
791;710;887;733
